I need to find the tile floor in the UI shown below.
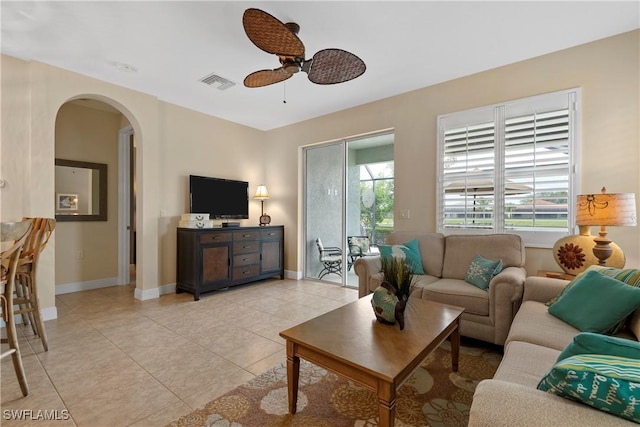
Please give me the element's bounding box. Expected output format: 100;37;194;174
1;278;358;426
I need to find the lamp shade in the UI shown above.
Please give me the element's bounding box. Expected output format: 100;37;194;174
576;189;637;227
254;185;270;200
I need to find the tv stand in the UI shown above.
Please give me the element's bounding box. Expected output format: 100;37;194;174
222;222;240;227
176;226;284;300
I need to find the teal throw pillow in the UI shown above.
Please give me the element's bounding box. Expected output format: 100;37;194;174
557;332;640;362
537;354;640;423
548;270;640;333
464;254;503;291
547;265;640;309
545;267;591;306
378;239;425;275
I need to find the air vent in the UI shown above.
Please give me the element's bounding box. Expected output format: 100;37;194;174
199;73;236;90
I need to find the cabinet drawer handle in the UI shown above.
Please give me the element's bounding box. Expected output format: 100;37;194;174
243;270;251;274
268;233;275;236
242;258;249;261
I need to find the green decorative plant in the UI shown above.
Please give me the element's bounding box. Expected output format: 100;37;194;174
372;256;414;330
380;256;413;301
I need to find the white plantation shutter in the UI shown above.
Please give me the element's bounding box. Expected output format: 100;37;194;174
442;122;496;230
437;89;579;247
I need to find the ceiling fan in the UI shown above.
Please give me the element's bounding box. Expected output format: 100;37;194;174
242;8;366;88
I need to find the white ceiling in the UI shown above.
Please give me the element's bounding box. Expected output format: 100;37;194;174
2;1;638;131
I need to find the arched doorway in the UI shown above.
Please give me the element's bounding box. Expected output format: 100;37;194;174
54;97;138;295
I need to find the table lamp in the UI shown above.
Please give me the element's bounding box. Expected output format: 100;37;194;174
575;187;637;266
254;185;271;226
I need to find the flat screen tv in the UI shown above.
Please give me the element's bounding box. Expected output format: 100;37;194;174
189;175;249;219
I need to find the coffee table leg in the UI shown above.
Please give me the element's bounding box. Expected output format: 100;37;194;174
451;319;460;372
378;381;396;427
286;341;300;414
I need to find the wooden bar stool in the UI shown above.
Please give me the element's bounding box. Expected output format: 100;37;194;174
1;220;33;397
13;217;55;351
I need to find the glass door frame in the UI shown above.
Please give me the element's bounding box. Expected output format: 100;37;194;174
302;129;395;288
302;140;347;286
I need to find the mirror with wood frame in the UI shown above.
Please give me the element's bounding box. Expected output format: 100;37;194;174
55;159;107;221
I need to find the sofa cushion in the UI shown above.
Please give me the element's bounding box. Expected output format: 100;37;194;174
548;270;640;333
506;300;578;350
557;332;640;362
442;234;524;280
408;274;440;297
416;278;489;316
494;340;561;388
386;231;445;277
470;379;637;427
465;254;502;290
537;354;640;423
379;239;425;274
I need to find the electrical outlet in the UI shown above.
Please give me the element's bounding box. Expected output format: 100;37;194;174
76;250;84;259
400;209;410;219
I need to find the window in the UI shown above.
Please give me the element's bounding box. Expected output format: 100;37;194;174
359;162;394;246
437;89;580;247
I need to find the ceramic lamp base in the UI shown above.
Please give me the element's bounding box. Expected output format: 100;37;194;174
553;225;625;274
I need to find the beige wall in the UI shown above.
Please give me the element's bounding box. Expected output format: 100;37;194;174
264;30;640;275
54;103;121;286
1;30;638;316
0;55;264;315
156;102;265;286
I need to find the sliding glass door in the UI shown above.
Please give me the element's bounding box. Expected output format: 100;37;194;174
304;131;394;288
304;143;345;284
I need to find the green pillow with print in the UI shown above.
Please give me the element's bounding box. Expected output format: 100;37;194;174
538;354;640;423
378;239;425;275
464;254;503;291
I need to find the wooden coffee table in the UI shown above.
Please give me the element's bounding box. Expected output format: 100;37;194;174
279;297;464;427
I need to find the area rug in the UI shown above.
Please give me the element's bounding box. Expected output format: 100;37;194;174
168;340;501;427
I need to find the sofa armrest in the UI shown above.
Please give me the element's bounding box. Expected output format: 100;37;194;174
523;276;570;304
490;266;526;302
469;379;635;426
487;266;526;344
354;256;381;298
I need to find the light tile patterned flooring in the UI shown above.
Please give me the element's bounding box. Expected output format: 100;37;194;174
1;279;358;426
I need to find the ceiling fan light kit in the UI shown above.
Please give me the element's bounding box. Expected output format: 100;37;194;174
242;8;366;88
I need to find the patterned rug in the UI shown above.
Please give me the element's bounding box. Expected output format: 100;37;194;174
168;339;501;427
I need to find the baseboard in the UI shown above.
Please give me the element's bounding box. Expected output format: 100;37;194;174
1;306;58;328
285;270;303;280
55;277;119;295
134;287;160;301
158;283;176;296
42;306;58;322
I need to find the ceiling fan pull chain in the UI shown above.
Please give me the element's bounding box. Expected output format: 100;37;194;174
283;81;287;104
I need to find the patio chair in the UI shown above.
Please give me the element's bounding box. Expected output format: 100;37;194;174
315;238;342;279
347;235;375;271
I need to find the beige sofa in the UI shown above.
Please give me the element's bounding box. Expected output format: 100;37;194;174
354;231;526;345
469;275;638;426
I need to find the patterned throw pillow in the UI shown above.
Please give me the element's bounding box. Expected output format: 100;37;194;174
378;239;425;275
547;265;640;333
548;270;640;333
556;332;640;363
464;254;503;291
349;236;370;254
538;354;640;423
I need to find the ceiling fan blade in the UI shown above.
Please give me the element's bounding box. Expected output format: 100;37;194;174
243;8;305;57
307;48;366;85
244;68;293;88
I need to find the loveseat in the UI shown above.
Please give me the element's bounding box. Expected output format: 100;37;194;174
354;231;526;345
469;274;639;426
